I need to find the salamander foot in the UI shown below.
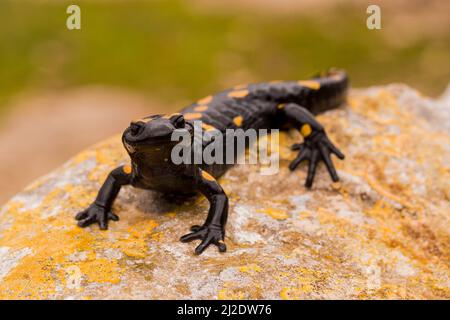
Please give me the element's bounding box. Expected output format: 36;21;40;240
75;204;119;230
289;131;345;188
180;225;226;255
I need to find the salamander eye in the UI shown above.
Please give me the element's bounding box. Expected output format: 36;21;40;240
129;122;145;136
170;114;185;129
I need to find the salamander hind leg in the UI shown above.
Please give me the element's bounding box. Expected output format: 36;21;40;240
282;103;345;188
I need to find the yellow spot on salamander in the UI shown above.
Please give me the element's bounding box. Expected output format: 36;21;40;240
122;164;132;174
330;73;343;80
233;84;247;90
194;105;208;112
201;171;216;181
228;89;249;98
277;103;285;109
162;113;182;119
202;123;216;132
197;95;213;104
132;117;151;124
298;80;321;90
184;113;202;120
300;124;312;137
233;116;243;126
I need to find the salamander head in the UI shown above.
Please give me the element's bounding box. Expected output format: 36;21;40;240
122;113;192;154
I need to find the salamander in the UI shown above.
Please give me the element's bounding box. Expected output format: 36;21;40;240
76;68;348;255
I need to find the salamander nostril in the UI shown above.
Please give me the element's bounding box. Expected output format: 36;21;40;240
130;122;144;136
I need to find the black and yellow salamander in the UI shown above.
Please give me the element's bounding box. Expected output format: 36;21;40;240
76;68;348;255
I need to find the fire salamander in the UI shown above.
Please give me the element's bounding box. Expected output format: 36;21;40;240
76;68;348;255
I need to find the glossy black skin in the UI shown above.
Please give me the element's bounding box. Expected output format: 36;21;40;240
76;69;348;255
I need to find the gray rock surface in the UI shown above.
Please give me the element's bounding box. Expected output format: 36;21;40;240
0;85;449;299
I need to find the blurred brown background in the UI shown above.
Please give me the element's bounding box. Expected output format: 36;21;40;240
0;0;449;204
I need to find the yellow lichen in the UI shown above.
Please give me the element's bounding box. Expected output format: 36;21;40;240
257;207;289;220
218;288;246;300
280;285;313;299
0;138;162;298
239;264;262;273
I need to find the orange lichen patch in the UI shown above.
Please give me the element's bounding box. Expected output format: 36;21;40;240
122;164;132;174
71;151;93;165
228;90;249;98
184;113;202;120
201;171;216;182
114;220;160;259
348;90;415;126
78;258;121;284
315;207;354;238
300;124;312;137
193;105;208;112
233;116;243;126
321;87;449;297
257;207;289;220
372;135;406;157
93;136;127;167
277;267;329;299
280;285;313;299
239;264;262;273
298;80;321;90
0;200;102;299
89;145;126;184
0;210;158;298
88;168;107;185
363;173;417;210
151;231;164;242
331;182;342;190
0;143;160;299
340;89;449;204
218;287;246;300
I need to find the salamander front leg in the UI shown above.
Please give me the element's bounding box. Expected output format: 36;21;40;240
75;165;132;229
282;103;345;188
180;169;228;255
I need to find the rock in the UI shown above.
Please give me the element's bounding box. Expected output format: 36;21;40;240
0;85;449;299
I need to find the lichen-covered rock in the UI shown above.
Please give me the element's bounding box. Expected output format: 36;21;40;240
0;85;449;299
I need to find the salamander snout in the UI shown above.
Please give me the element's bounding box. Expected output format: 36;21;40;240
123;114;189;151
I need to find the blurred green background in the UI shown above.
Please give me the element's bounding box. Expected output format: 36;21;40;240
0;0;449;203
1;0;449;110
